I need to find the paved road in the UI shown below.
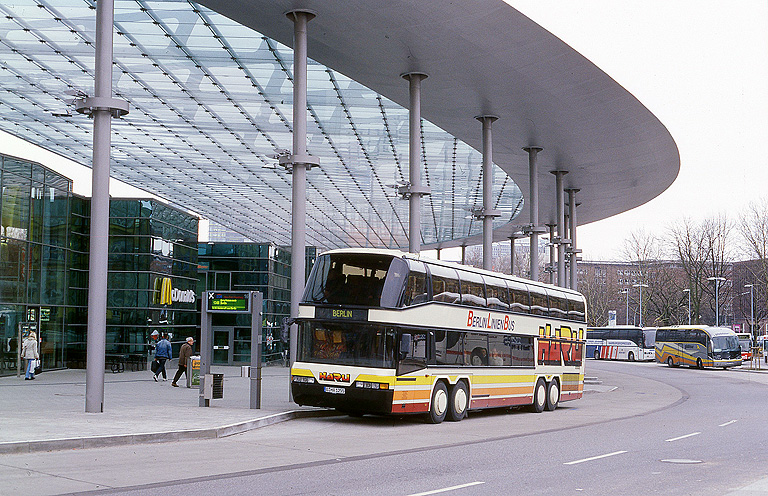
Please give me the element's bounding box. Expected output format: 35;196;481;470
3;361;768;495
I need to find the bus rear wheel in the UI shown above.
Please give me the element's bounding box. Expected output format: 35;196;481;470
531;378;547;413
447;381;468;422
667;356;676;367
427;382;448;424
545;379;560;411
593;349;600;360
627;352;635;362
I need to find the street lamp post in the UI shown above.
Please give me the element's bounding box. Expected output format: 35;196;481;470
745;284;755;339
707;277;726;327
633;283;649;327
682;289;691;325
621;288;630;325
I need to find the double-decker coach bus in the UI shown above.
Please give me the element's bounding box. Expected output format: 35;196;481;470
586;326;656;361
655;326;742;369
290;248;587;423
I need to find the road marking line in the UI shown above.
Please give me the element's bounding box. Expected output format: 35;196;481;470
407;482;485;496
665;432;701;442
564;450;627;465
719;420;737;427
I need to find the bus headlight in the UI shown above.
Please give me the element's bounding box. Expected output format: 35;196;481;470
354;381;389;390
292;375;315;384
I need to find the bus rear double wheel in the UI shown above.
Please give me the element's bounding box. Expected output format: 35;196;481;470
531;377;560;413
428;381;469;423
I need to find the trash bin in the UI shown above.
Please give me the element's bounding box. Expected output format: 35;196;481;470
212;373;224;399
187;355;201;388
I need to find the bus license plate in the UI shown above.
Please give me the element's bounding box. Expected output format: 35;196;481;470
324;386;345;395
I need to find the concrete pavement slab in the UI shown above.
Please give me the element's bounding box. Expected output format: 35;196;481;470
0;364;327;453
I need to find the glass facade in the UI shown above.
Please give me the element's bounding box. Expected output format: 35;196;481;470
198;243;316;364
1;153;73;376
1;153;311;374
66;199;199;367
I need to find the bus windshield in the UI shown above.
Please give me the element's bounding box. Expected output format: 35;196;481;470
297;321;396;368
302;253;406;307
643;330;656;348
711;335;739;353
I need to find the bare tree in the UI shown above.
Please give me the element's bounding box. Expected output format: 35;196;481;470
621;229;681;326
738;197;768;332
579;267;618;326
669;215;734;325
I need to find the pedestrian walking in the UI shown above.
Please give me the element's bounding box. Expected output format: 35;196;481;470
21;332;39;380
172;337;194;387
153;332;172;382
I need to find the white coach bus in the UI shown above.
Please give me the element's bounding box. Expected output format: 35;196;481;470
290;249;587;423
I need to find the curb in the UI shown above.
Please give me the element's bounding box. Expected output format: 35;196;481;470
0;409;335;455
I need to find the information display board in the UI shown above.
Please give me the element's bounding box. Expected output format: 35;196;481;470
207;292;250;313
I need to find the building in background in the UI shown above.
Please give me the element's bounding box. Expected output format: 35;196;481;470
0;153;309;376
0;153;73;375
197;242;316;364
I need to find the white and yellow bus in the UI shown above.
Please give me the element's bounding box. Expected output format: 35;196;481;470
290;248;587;423
655;326;742;369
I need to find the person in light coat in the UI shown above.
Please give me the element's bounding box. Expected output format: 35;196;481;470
21;332;39;380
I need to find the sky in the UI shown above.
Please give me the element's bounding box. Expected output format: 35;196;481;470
1;1;766;260
510;0;768;260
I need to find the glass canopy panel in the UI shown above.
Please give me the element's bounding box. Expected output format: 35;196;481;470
0;0;523;250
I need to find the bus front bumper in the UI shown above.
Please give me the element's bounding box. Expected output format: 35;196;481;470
292;382;394;415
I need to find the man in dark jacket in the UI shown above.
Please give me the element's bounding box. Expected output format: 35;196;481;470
153;333;172;381
172;337;194;387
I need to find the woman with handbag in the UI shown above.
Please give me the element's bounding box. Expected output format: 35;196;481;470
21;332;39;380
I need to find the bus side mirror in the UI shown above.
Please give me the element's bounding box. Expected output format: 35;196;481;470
399;333;412;361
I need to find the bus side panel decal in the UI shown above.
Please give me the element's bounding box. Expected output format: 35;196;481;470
392;385;431;413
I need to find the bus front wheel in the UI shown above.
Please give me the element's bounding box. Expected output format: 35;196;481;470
627;352;635;362
545;379;560;411
447;381;468;422
531;378;547;413
593;349;600;360
697;358;704;369
427;382;448;424
667;356;676;368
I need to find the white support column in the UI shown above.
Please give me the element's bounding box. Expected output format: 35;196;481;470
285;10;319;383
523;147;543;281
509;236;515;276
401;72;429;254
547;224;556;285
75;0;129;413
567;188;581;291
476;115;500;271
551;170;568;287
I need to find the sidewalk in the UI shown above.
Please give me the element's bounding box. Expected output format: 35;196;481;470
3;362;766;456
0;363;328;454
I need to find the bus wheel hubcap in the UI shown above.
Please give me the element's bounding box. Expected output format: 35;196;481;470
435;389;447;415
454;388;467;413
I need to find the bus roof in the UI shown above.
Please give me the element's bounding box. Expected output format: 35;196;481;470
658;325;738;337
318;247;585;298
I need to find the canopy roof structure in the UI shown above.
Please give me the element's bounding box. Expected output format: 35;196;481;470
0;0;679;251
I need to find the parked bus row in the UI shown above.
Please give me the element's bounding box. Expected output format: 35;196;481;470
588;325;742;369
290;248;588;423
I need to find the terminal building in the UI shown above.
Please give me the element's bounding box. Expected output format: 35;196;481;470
0;1;680;407
0;153;304;376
